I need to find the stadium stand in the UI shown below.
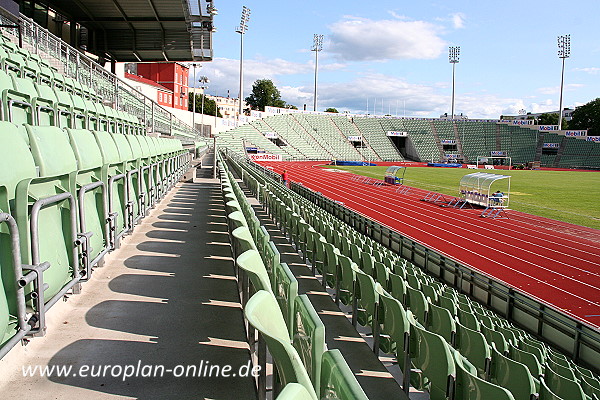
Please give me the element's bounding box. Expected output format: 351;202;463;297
222;149;600;400
1;2;600;398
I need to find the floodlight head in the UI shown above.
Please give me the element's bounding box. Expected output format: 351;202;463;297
235;6;251;34
449;46;460;63
557;34;571;59
312;34;324;52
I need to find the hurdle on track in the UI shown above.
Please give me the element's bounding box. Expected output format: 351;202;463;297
396;186;411;195
421;192;451;205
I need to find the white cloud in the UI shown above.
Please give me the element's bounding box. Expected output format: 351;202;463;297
327;16;446;61
194;57;575;119
435;12;466;29
451;13;466;29
537;83;584;95
573;67;600;75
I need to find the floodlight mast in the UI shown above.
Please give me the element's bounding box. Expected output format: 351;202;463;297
449;46;460;120
312;34;324;112
236;6;251;123
557;34;570;131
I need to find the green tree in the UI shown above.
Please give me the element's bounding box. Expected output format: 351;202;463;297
325;107;339;113
537;112;568;128
245;79;287;111
188;92;222;118
570;98;600;135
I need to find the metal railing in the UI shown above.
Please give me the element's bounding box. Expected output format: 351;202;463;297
0;11;200;140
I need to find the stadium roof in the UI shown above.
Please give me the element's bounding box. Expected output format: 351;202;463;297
41;0;215;62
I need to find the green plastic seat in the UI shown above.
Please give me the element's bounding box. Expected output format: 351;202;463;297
319;349;368;400
292;294;326;393
509;343;543;380
20;125;79;307
92;130;128;248
481;323;509;354
262;240;280;287
539;378;564;400
373;261;389;290
406;285;429;326
274;261;298;334
232;226;257;256
245;290;317;399
66;128;110;276
544;363;586;400
411;322;456;400
389;272;407;305
353;269;380;352
427;302;456;345
455;320;491;378
454;350;516;400
337;255;356;306
0;122;37;346
276;383;314;400
458;306;481;332
360;251;374;276
376;286;411;393
489;343;537;400
322;242;339;289
0;70;33;124
110;133;139;231
236;249;272;293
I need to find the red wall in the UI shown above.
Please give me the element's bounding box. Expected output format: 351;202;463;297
137;63;189;110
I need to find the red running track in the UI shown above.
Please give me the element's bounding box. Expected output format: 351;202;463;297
260;161;600;329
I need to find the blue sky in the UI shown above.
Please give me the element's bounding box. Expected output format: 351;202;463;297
194;0;600;119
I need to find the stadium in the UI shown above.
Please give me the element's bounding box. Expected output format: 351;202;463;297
0;1;599;400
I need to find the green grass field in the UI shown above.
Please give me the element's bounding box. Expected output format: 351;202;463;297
324;165;600;230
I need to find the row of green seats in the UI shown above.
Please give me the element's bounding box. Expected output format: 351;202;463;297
0;122;189;360
219;158;367;400
0;68;144;134
224;150;600;400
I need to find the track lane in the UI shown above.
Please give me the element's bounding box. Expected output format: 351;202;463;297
260;161;600;327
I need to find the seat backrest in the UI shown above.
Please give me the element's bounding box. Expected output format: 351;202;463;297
320;349;368;400
544;363;586;400
292;294;325;392
427;302;456;345
454;350;516;400
236;249;272;293
245;290;317;399
455;320;490;378
20;125;78;301
274;260;298;334
411;323;456;400
489;343;537;400
0;122;37;325
110;133;134;163
93;130;121;166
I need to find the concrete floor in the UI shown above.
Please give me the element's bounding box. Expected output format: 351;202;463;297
0;162;256;400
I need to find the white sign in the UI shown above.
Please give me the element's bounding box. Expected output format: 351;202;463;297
347;136;363;141
387;131;408;137
538;125;559;131
586;136;600;142
441;139;456;145
542;143;560;149
264;132;278;139
512;120;533;125
250;153;283;161
491;151;507;156
446;153;459;159
564;130;587;137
